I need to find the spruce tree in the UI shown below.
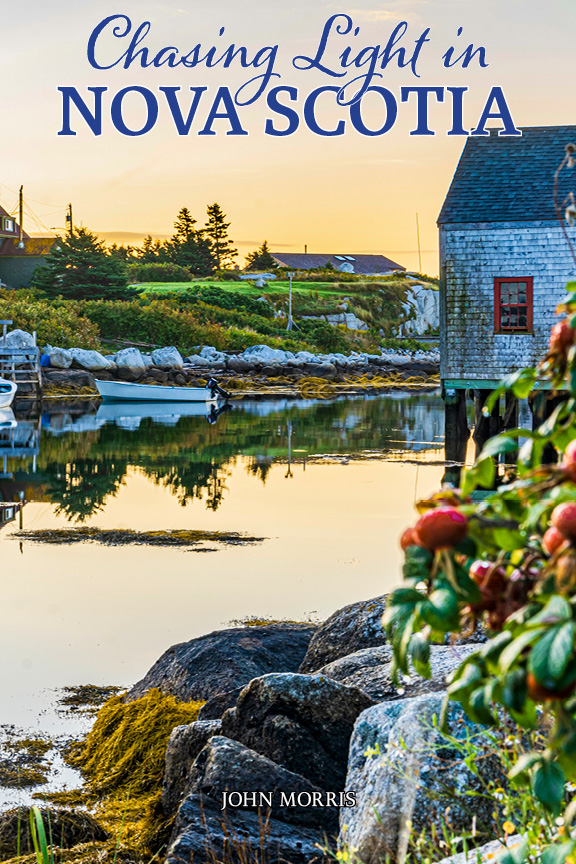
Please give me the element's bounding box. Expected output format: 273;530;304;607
164;207;215;275
244;240;277;271
32;227;137;300
204;203;237;269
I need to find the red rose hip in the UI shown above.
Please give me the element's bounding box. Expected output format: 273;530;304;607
551;503;576;543
415;506;468;550
543;526;567;555
562;440;576;483
400;527;421;551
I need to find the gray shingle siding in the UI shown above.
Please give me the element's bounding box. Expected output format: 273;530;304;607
440;221;576;381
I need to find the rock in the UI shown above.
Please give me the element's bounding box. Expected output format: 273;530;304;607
4;329;35;348
127;623;316;703
47;347;73;369
242;345;295;364
200;346;227;363
173;373;187;386
260;364;284;377
402;285;440;336
435;836;523;864
152;346;184;370
187;735;338;832
339;694;507;863
43;370;96;389
320;644;478;702
221;673;373;790
184;354;212;367
299;596;388;673
226;356;254;373
147;367;169;383
162;720;222;816
309;362;337;381
68;348;111;372
198;686;243;721
0;807;108;859
114;347;147;377
166;793;326;864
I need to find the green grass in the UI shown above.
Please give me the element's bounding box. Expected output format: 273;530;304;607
140;280;345;297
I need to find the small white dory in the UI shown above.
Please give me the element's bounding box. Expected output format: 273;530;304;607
95;378;230;403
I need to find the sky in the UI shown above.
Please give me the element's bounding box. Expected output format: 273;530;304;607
0;0;574;273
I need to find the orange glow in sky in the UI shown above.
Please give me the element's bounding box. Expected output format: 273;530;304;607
0;1;573;274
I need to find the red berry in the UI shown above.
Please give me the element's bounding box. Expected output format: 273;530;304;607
551;503;576;543
543;526;567;555
400;527;421;551
562;440;576;483
414;506;468;551
549;320;575;352
527;672;576;702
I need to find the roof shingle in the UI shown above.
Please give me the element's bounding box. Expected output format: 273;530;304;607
438;126;576;225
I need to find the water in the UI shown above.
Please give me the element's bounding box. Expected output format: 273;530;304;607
0;391;447;801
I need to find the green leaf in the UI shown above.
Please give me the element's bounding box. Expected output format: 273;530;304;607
529;622;575;684
493;527;526;551
482;433;523;458
420;588;459;631
529;596;572;627
532;761;566;813
499;627;546;673
462;456;495;496
541;840;576;864
409;632;431;678
447;662;484;695
467;683;498;725
502;668;527;712
509;750;543;782
388;587;424;607
481;630;513;662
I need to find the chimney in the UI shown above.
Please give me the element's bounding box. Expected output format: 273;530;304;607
304;244;307;254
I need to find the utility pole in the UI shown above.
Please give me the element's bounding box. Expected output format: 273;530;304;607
415;212;422;273
66;203;73;236
287;272;295;331
17;186;25;249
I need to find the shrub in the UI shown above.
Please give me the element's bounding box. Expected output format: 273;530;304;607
127;262;193;283
0;291;100;348
183;286;274;318
299;319;350;353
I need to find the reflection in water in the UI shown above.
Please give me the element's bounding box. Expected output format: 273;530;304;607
4;393;445;522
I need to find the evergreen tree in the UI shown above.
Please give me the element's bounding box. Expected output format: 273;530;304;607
204;203;237;269
138;235;165;262
244;240;277;271
32;227;137;300
164;207;215;275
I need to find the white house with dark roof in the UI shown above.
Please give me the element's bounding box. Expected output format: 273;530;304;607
439;125;576;391
270;252;405;276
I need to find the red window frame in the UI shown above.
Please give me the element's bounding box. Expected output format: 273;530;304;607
494;277;533;333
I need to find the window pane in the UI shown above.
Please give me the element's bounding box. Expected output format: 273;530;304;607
518;312;527;328
509;309;518;326
509;284;518;303
518;289;527;303
501;310;510;326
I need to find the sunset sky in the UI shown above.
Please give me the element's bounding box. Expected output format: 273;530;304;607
0;0;573;273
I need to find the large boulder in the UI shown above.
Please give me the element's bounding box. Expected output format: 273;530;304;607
43;369;96;389
152;346;184;370
187;735;338;833
339;694;507;863
127;623;316;703
221;673;373;791
46;347;73;369
200;346;227;363
166;793;325;864
198;686;243;721
320;644;478;702
4;329;35;348
114;347;147;378
299;596;388;673
162;720;222;816
184;354;212;367
69;348;111;372
242;345;294;365
226;356;254;373
0;807;107;860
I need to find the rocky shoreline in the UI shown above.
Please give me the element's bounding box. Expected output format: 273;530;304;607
4;329;440;397
0;595;513;864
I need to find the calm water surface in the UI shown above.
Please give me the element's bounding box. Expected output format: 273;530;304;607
0;391;448;799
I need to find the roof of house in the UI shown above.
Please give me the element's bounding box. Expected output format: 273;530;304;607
438;126;576;225
0;237;54;257
270;252;405;274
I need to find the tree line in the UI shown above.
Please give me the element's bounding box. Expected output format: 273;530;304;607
31;204;279;300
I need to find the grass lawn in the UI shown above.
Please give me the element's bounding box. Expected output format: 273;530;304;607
139;280;346;297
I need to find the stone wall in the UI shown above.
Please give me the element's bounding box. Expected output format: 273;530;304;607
440;220;576;381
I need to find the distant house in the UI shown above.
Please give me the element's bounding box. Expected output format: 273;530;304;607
438;125;576;390
0;205;54;289
270;252;405;276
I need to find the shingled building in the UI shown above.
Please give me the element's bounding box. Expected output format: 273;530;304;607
0;205;54;289
439;125;576;389
438;125;576;465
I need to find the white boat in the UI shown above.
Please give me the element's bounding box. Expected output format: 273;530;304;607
0;379;17;409
95;378;225;403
